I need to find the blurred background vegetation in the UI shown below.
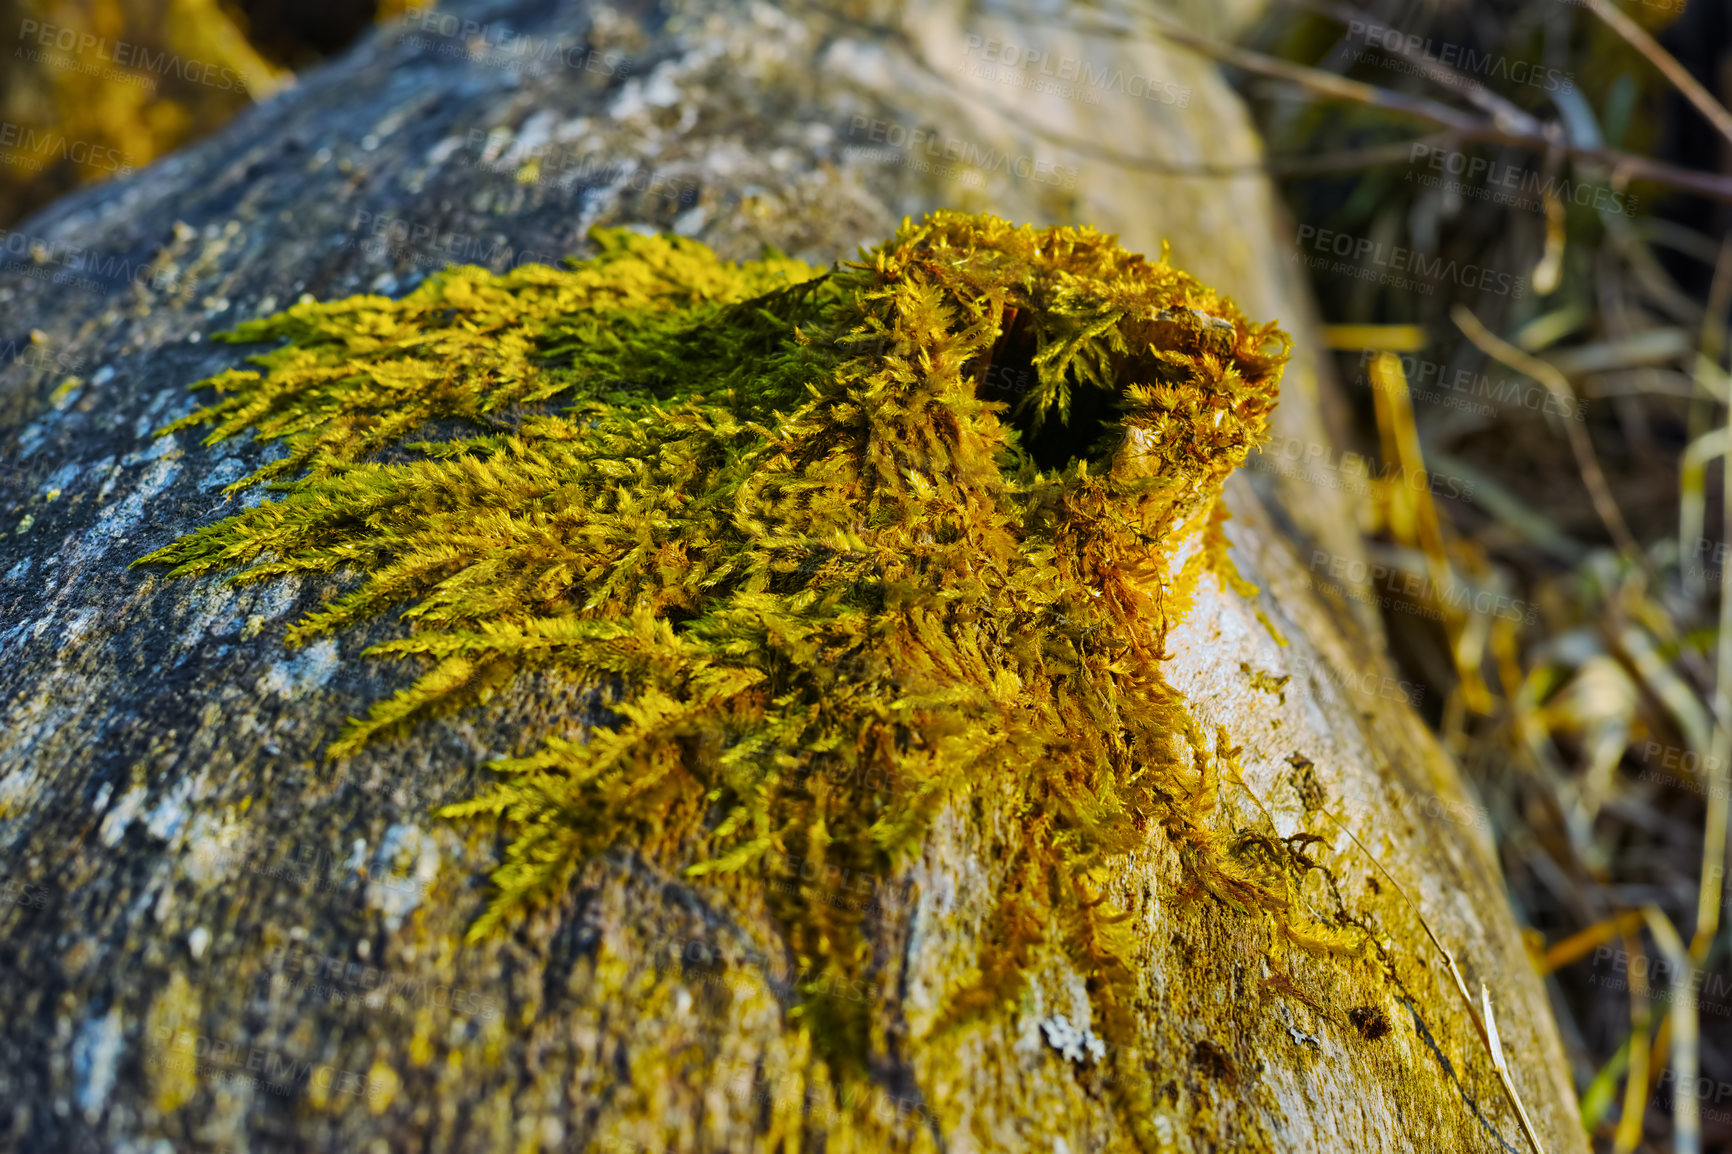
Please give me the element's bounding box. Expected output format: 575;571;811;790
6;0;1731;1149
0;0;403;226
1226;3;1730;1150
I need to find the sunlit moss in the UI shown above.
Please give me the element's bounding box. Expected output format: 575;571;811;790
138;210;1359;1097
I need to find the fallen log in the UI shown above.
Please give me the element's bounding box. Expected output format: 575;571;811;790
0;1;1587;1151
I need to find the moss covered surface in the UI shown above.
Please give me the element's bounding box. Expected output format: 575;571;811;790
130;210;1492;1146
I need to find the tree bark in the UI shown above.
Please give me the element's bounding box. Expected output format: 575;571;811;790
0;0;1587;1151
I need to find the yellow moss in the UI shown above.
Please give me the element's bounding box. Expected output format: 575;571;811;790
143;971;202;1114
136;211;1364;1133
367;1061;400;1114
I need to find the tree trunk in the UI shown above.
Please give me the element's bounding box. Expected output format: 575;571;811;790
0;0;1587;1151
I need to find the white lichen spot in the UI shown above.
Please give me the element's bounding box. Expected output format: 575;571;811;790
58;608;102;650
99;784;150;847
13;420;45;459
179;809;247;887
509;109;558;157
175;583;238;650
187;927;211;961
256;637;340;698
608;60;683;119
1039;1013;1105;1065
121;433;180;468
0;616;52;663
85;455;182;558
42;461;82;496
195;455;249;492
145;776;195;843
250;577;299;623
72;1007;124;1122
367;823;440;931
426;135;465;166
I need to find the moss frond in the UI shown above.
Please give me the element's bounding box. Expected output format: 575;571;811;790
137;211;1325;1108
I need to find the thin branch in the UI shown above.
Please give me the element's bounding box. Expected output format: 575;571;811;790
1101;7;1732;204
1142;10;1486;132
1451;305;1642;560
1294;0;1545;136
1578;0;1732;151
905;4;1732;203
1693;234;1732;967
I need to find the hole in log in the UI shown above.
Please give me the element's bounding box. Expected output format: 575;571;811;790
972;306;1118;472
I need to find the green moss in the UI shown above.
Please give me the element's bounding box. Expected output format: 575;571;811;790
137;210;1351;1121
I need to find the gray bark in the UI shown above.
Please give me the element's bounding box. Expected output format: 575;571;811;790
0;0;1586;1151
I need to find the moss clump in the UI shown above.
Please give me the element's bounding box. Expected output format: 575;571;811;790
138;210;1345;1097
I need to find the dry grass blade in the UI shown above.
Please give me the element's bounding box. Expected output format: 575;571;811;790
1612;930;1652;1154
1293;0;1544;133
1577;0;1732;150
1617;625;1715;763
1320;324;1427;351
1532;191;1567;298
1683;238;1732;598
1642;907;1699;1154
1680;429;1729;597
1043;1;1732;202
1451;305;1640;560
1313;807;1548;1154
1482;983;1547;1154
1123;4;1732;203
1536;910;1645;975
1693;367;1732;965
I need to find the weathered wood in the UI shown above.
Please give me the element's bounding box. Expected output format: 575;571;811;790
0;0;1586;1151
